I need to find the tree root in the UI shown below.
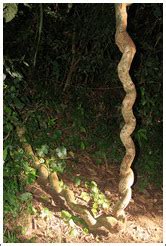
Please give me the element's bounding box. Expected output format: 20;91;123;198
16;125;123;232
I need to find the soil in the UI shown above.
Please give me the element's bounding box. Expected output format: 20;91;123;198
6;153;163;243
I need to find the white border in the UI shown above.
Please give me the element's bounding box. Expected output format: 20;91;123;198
1;1;165;245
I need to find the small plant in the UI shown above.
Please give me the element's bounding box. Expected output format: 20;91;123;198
4;230;19;243
40;207;53;219
48;117;57;127
84;181;110;216
48;146;67;174
36;144;49;157
19;192;33;202
61;210;88;235
134;128;148;147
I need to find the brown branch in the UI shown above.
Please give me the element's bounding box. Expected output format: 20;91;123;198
112;3;136;221
63;29;80;92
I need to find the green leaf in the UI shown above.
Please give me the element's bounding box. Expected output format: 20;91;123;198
27;204;37;215
27;170;37;184
23;61;30;67
84;181;91;189
3;3;18;23
98;193;105;201
68;218;76;227
10;71;23;80
80;141;85;150
83;227;89;234
69;228;78;237
4;106;12;116
48;118;56;127
39;158;45;164
74;177;81;186
80;192;91;202
91;185;98;194
56;146;67;159
90;182;100;196
3;147;8;161
36;144;49;157
14;98;24;109
91;181;97;187
80;126;86;133
91;207;98;216
92;202;98;209
97;199;103;205
19;192;33;202
53;129;62;140
102;201;110;209
51;160;66;174
61;210;72;221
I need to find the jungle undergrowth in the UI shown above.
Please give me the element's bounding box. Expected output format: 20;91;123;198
3;69;162;242
3;3;162;240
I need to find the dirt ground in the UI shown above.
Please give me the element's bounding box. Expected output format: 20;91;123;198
6;153;163;243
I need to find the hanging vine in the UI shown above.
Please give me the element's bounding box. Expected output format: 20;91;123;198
112;3;137;221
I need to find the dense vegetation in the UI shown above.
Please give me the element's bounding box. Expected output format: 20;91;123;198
3;3;162;242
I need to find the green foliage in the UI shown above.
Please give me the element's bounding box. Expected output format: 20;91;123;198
84;181;110;216
73;176;81;186
52;129;62;141
36;144;49;157
50;159;66;174
80;191;91;202
4;231;19;243
3;3;18;23
61;210;72;221
3;3;162;240
56;146;67;159
61;210;88;234
4;148;36;216
44;146;68;174
135;128;147;147
3;57;37;218
135;126;162;189
19;192;33;202
40;207;53;219
48;118;57;127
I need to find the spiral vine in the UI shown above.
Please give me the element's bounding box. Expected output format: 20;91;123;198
14;3;136;233
112;3;137;220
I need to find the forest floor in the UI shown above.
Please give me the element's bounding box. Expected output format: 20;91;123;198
6;153;163;243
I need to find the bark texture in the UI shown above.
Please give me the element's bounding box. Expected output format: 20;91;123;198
113;3;137;221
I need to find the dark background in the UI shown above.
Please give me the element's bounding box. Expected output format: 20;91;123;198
3;2;163;219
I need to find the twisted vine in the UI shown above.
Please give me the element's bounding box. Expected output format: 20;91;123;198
14;3;136;233
16;125;121;232
112;3;136;220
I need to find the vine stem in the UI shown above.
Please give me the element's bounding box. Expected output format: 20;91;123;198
113;3;137;221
